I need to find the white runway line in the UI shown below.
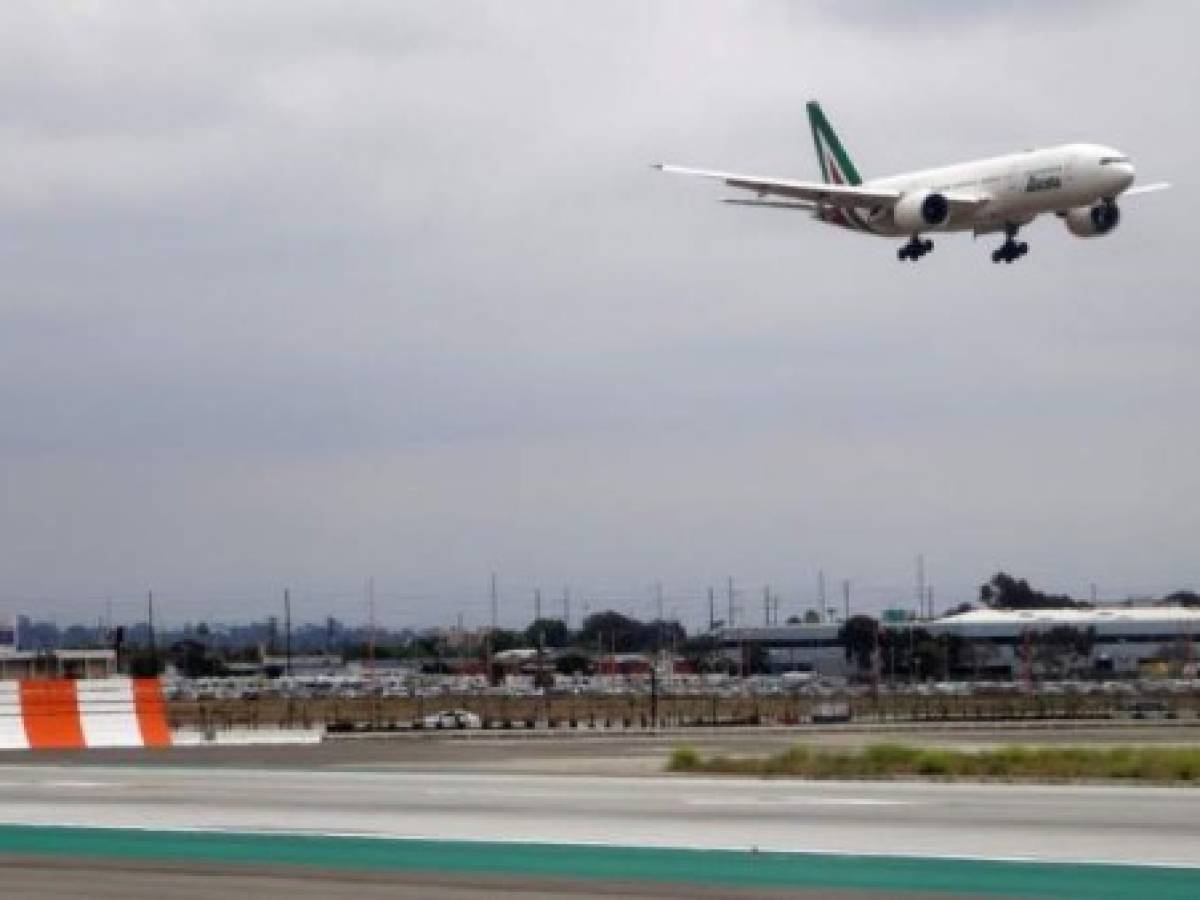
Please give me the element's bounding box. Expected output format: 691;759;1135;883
685;797;913;807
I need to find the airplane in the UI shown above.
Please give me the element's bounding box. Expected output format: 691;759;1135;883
655;101;1169;263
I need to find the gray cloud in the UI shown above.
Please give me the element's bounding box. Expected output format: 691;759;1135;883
0;1;1194;627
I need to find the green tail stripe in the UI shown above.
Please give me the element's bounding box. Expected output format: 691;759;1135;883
0;825;1198;898
809;103;830;183
807;101;862;186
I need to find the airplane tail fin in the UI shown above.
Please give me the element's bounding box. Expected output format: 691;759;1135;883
807;101;863;186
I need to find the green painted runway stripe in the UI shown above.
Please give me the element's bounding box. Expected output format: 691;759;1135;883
0;825;1197;898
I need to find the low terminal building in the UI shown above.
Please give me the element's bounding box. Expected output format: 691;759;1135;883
0;618;118;680
924;607;1200;677
720;606;1200;679
0;648;118;680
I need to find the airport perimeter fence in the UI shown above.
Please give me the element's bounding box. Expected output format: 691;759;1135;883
166;688;1200;734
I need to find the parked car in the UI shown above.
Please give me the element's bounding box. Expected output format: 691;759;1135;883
421;709;483;730
1126;699;1176;720
810;702;852;724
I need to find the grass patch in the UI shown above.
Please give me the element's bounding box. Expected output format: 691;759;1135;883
666;745;701;771
667;743;1200;784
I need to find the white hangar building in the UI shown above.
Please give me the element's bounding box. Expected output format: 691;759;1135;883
720;606;1200;678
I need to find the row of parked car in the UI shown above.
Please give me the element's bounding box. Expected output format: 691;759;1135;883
162;673;1200;703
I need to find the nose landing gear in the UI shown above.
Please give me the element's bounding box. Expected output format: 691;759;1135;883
898;236;933;262
992;224;1029;264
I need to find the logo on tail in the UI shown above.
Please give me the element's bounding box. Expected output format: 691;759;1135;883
807;101;862;187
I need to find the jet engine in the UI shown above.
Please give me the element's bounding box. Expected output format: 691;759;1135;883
1063;200;1120;238
892;191;950;231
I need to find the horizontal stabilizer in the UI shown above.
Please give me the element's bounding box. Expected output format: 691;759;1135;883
722;198;817;211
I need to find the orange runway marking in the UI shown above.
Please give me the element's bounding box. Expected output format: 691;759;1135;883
132;678;171;748
20;680;84;750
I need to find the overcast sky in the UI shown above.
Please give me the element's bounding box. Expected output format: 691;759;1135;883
0;1;1195;630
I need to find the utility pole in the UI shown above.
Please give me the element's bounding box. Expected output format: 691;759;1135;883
916;554;926;620
650;662;658;729
818;570;826;620
842;579;851;622
147;590;156;671
563;586;570;630
926;585;935;619
534;588;542;624
487;573;497;686
763;586;771;626
727;576;735;629
284;588;292;677
655;582;664;663
367;577;376;682
708;587;716;632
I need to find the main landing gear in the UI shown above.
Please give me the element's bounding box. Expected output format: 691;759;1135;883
897;236;933;262
992;224;1029;264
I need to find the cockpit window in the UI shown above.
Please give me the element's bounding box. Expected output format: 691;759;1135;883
1100;156;1130;165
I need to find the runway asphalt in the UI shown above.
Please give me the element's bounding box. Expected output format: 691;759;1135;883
1;734;1198;897
0;763;1197;865
0;858;942;900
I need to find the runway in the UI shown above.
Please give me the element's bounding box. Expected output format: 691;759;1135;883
1;764;1199;862
0;857;957;900
0;760;1197;896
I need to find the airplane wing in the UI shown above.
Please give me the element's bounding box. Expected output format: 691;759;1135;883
655;164;898;209
656;164;988;215
1122;182;1170;198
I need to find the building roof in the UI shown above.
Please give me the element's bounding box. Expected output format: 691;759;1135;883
938;606;1200;626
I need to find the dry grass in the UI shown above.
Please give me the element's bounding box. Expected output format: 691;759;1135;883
667;742;1200;783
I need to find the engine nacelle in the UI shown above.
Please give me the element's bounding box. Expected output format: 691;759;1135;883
892;191;950;231
1064;200;1120;238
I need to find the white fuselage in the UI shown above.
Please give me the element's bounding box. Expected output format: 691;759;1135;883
855;143;1136;237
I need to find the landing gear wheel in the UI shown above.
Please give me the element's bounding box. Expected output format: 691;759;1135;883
991;230;1029;264
898;236;933;262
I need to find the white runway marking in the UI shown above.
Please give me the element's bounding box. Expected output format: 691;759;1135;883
685;797;912;807
0;780;115;789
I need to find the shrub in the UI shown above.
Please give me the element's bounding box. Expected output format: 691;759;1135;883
666;743;1200;784
668;746;701;772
